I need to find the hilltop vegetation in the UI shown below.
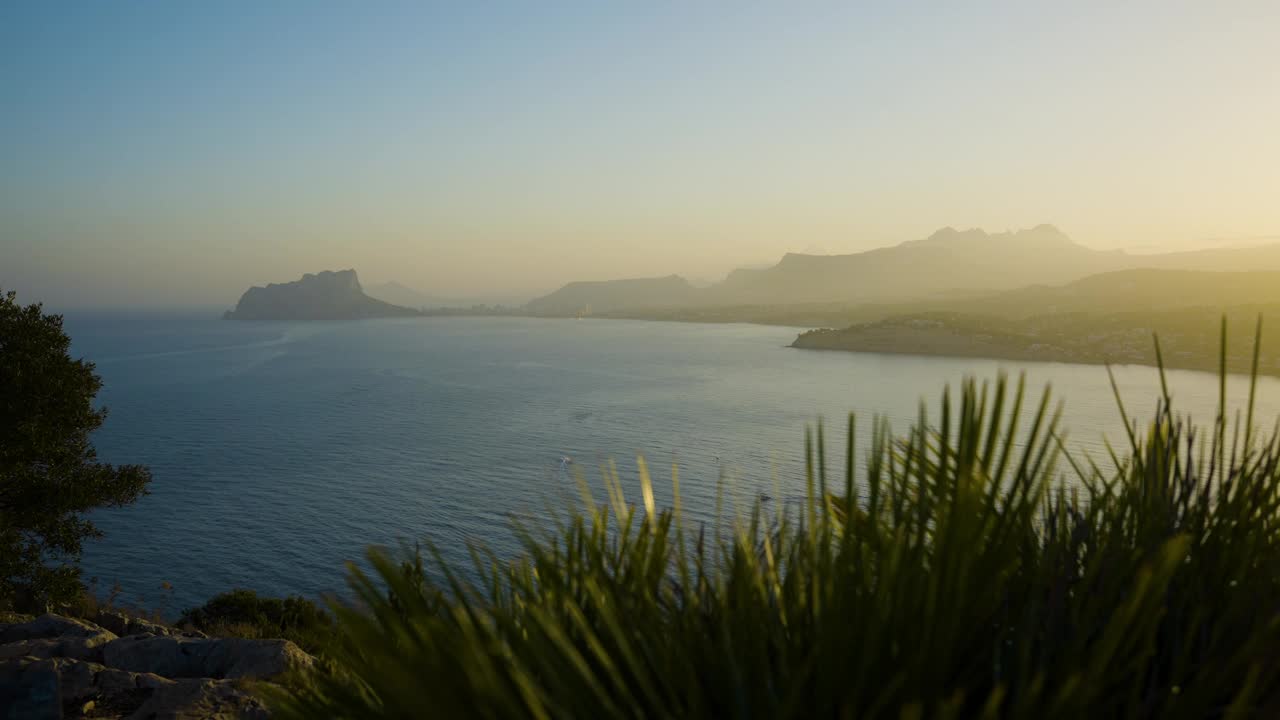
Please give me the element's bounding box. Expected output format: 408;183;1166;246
794;308;1280;376
783;270;1280;374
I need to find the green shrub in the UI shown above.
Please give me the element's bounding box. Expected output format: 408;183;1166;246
180;589;333;655
273;333;1280;719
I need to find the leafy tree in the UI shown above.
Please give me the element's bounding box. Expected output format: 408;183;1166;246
0;290;151;611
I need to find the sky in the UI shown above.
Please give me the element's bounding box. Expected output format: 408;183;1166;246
3;1;1279;308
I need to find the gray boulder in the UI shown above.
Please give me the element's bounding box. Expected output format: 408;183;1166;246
0;615;117;663
0;633;115;663
24;656;174;703
128;678;270;720
0;657;60;720
0;656;266;719
0;614;111;643
0;613;307;717
103;635;314;680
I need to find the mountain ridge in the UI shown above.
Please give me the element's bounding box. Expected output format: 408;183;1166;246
524;274;699;316
524;226;1280;314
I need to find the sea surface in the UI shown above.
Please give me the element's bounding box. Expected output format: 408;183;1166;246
63;313;1280;612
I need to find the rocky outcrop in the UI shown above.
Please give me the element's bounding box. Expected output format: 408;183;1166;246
103;636;313;680
0;614;309;719
0;616;117;664
0;657;58;720
3;656;269;719
131;677;270;720
0;615;112;644
91;612;205;640
223;269;422;321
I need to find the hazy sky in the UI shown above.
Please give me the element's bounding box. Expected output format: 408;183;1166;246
3;2;1279;308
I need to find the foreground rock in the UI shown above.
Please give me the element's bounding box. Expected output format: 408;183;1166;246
0;615;113;645
103;636;313;680
0;615;118;666
0;614;308;719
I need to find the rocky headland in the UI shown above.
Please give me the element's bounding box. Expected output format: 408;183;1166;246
223;270;421;321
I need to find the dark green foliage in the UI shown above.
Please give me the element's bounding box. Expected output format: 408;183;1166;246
180;589;333;655
273;326;1280;719
0;290;151;611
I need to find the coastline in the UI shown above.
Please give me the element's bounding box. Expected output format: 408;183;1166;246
790;316;1278;378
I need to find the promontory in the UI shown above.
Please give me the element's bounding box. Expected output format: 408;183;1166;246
223;270;422;321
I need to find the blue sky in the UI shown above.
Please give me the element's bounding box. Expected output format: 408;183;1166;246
3;2;1279;307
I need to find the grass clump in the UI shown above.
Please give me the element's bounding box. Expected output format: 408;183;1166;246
273;330;1280;719
180;589;333;656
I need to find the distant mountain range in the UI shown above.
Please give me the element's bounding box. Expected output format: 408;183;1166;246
363;281;459;310
365;281;530;310
224;270;421;321
524;226;1280;315
523;275;700;316
937;268;1280;318
221;226;1280;325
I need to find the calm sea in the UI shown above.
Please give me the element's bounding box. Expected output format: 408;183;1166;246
63;313;1280;611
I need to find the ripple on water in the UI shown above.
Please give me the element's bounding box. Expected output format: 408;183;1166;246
63;314;1280;610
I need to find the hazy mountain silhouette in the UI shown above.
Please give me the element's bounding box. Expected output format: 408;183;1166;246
1121;244;1280;272
950;268;1280;317
524;226;1280;314
524;275;699;316
224;270;421;320
708;225;1125;304
364;281;457;310
365;282;530;310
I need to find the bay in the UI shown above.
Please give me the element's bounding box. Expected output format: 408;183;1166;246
64;313;1280;611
